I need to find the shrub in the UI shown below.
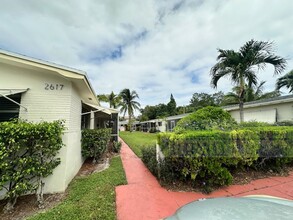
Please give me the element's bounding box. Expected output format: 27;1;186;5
248;127;293;170
274;120;293;126
0;120;64;211
238;121;272;128
81;128;111;163
157;127;293;191
112;141;122;153
141;146;158;176
175;106;237;132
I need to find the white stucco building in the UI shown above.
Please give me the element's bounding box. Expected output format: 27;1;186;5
0;49;118;195
223;95;293;123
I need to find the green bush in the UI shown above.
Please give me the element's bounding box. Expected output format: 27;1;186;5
158;130;258;189
156;127;293;191
112;141;122;153
141;146;158;176
175;106;237;132
238;121;272;128
0;120;64;211
274;120;293;126
81;128;111;163
248;127;293;170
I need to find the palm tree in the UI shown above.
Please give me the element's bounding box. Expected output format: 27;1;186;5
223;81;281;105
119;88;141;131
97;91;121;108
276;70;293;93
210;39;286;122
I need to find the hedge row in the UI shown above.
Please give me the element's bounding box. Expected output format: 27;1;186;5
154;127;293;191
0;120;64;211
81;128;112;163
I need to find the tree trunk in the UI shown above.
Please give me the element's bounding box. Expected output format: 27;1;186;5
239;77;245;123
4;196;17;213
128;108;132;132
239;100;244;123
36;180;45;209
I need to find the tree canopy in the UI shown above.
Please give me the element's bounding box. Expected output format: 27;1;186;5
210;39;287;122
276;70;293;93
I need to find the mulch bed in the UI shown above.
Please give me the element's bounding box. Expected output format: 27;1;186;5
161;165;293;193
0;193;65;220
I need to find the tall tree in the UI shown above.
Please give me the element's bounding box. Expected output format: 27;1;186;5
210;39;286;122
97;91;121;108
167;94;177;116
189;92;224;110
276;70;293;93
119;88;141;130
108;91;122;108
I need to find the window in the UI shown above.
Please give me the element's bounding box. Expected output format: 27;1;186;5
158;122;162;126
0;93;22;122
170;120;175;131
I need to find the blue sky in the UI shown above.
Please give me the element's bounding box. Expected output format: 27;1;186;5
0;0;292;108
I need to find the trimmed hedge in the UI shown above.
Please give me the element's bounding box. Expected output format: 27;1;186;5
81;128;112;163
0;120;64;211
245;126;293;170
155;127;293;191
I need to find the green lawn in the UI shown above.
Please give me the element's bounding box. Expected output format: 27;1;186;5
119;131;157;157
29;157;126;220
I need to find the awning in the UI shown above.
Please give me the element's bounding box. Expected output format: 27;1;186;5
0;89;29;111
82;102;112;115
0;89;29;96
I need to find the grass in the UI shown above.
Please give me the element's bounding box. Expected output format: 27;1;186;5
29;156;127;220
119;131;157;157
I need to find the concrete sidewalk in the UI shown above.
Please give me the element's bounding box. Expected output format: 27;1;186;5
115;139;293;220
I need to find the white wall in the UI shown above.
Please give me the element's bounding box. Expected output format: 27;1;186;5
228;102;293;123
0;62;83;194
65;85;83;187
157;120;166;132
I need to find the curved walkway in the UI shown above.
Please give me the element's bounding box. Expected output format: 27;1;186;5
115;139;293;220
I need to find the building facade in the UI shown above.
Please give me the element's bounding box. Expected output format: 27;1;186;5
0;50;118;195
223;95;293;123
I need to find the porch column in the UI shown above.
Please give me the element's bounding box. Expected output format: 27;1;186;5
90;110;95;129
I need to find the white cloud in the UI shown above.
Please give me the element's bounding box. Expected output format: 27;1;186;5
0;0;292;110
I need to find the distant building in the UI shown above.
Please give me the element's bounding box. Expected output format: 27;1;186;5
128;95;293;133
223;95;293;123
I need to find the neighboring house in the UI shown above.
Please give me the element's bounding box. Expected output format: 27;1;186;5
119;120;140;131
0;49;118;195
139;119;166;132
223;95;293;123
131;95;293;133
165;113;191;131
128;113;190;133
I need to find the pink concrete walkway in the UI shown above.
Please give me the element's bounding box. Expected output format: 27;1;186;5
115;139;293;220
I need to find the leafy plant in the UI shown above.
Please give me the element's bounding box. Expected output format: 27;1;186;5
81;129;111;163
274;120;293;126
112;141;122;153
141;146;158;176
0;120;64;211
210;39;286;122
175;106;237;132
156;127;293;191
238;121;272;128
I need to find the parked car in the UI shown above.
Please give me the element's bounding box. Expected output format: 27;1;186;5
165;196;293;220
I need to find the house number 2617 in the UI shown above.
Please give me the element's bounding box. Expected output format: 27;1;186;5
45;83;64;90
